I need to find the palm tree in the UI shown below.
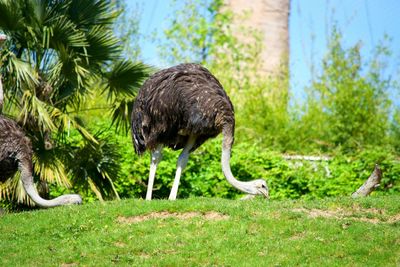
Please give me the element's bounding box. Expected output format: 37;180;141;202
0;0;149;205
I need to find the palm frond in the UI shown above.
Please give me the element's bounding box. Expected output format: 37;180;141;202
104;60;150;98
56;47;90;89
18;91;96;144
110;98;134;133
21;0;47;28
67;0;119;27
104;61;150;133
32;147;70;188
0;173;33;205
65;132;122;200
0;0;24;31
5;53;38;90
46;56;63;85
19;91;56;132
85;25;120;67
16;177;30;204
54;110;98;143
46;15;89;50
0;174;19;201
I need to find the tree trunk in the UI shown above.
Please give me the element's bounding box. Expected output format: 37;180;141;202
225;0;290;77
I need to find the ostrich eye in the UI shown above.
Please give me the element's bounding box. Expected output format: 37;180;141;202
261;184;266;189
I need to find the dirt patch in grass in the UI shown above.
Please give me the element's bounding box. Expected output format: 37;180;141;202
289;231;307;240
117;211;229;224
293;208;400;224
388;213;400;224
114;241;126;248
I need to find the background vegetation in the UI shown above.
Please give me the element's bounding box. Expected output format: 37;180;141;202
0;0;399;209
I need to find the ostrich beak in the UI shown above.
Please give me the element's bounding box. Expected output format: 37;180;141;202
258;188;269;199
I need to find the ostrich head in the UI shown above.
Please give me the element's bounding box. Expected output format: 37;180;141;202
244;179;269;198
53;194;83;205
253;179;269;198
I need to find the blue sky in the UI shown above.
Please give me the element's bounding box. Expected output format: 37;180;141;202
127;0;400;99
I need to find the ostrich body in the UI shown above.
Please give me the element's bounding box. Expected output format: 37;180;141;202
131;63;269;200
0;115;82;207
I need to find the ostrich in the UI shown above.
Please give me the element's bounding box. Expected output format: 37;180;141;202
131;63;269;200
0;115;82;208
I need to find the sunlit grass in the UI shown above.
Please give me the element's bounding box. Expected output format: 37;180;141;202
1;196;399;266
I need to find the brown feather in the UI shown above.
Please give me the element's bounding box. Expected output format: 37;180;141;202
0;115;33;182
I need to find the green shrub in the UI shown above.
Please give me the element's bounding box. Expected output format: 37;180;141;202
71;120;399;201
288;27;394;152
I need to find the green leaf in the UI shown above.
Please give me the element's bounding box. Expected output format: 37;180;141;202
104;60;150;98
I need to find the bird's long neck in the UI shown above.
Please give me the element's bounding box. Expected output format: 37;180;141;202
19;159;81;208
221;125;255;195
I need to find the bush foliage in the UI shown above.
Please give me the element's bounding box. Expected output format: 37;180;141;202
64;121;400;202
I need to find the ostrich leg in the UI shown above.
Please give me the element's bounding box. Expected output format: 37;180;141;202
169;135;196;200
146;145;162;200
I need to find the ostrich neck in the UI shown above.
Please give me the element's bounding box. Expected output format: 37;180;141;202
221;148;255;195
20;161;73;208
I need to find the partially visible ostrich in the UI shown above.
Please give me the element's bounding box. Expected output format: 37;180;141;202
0;115;82;207
131;63;269;200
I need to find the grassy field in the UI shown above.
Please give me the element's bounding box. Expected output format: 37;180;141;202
1;196;399;266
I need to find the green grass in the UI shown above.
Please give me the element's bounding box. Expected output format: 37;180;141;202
1;196;399;266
